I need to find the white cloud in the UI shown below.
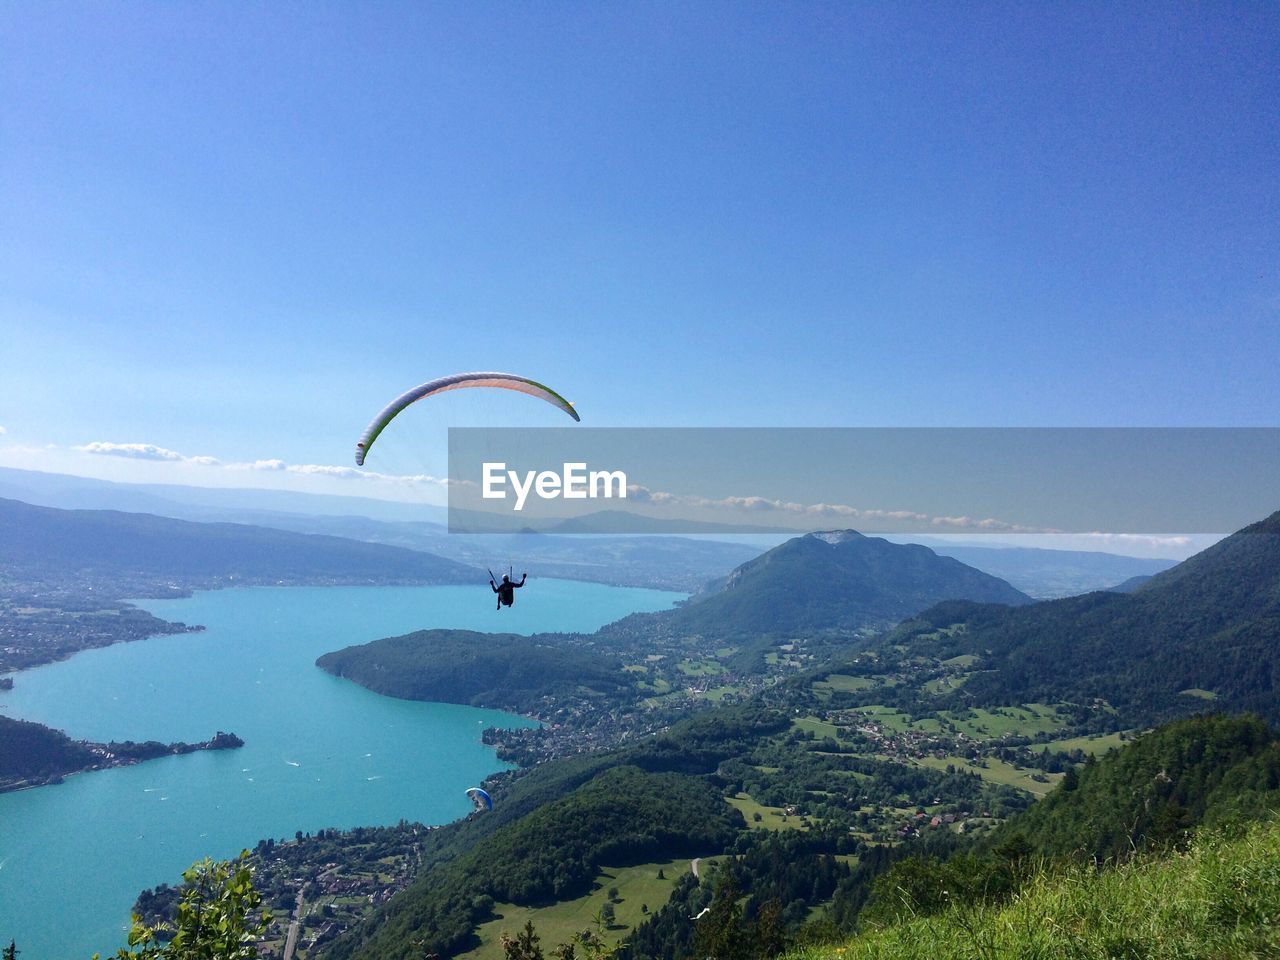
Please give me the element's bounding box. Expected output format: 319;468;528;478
290;464;460;488
928;515;1046;533
74;439;459;492
1076;532;1194;549
619;483;1044;532
226;459;287;471
0;425;6;436
285;463;366;479
228;460;457;487
78;441;188;462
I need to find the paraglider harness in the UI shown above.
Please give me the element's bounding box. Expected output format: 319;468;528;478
489;568;526;610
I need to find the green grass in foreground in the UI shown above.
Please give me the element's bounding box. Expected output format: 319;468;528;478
789;818;1280;960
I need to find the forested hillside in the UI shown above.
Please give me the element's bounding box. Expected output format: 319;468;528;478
999;714;1280;861
0;714;95;781
670;531;1030;642
324;709;778;960
317;630;635;713
875;510;1280;725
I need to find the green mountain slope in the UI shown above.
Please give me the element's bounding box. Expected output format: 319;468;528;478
317;629;635;713
313;707;782;957
670;531;1031;641
997;714;1279;861
881;510;1280;724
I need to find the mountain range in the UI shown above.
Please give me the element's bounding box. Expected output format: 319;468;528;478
877;509;1280;724
668;530;1032;640
0;496;476;585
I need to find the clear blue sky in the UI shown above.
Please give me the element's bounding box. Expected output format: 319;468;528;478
1;2;1277;498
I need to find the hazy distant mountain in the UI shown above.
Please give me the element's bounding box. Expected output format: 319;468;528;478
904;541;1177;598
669;530;1032;639
886;509;1280;724
0;466;445;523
0;497;477;585
448;507;792;535
130;513;762;592
0;469;759;590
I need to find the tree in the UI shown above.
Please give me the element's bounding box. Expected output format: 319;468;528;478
3;940;17;960
501;921;543;960
94;852;270;959
692;870;748;960
571;912;615;960
1061;766;1079;792
752;899;786;959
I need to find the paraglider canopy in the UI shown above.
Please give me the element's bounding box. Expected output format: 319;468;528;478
354;372;580;466
466;786;493;811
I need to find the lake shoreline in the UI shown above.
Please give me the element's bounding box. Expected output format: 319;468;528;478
0;580;678;960
0;728;245;795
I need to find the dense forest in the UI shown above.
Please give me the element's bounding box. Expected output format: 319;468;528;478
0;714;96;781
316;629;634;713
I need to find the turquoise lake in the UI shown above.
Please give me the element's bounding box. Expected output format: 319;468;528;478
0;579;680;960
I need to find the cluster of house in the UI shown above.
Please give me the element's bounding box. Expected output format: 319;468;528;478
893;808;985;839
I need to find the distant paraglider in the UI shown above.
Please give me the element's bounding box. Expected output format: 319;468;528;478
354;371;580;466
466;786;493;812
490;568;527;610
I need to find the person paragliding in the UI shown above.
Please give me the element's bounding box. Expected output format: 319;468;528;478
489;569;526;610
466;786;493;813
354;372;575;613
